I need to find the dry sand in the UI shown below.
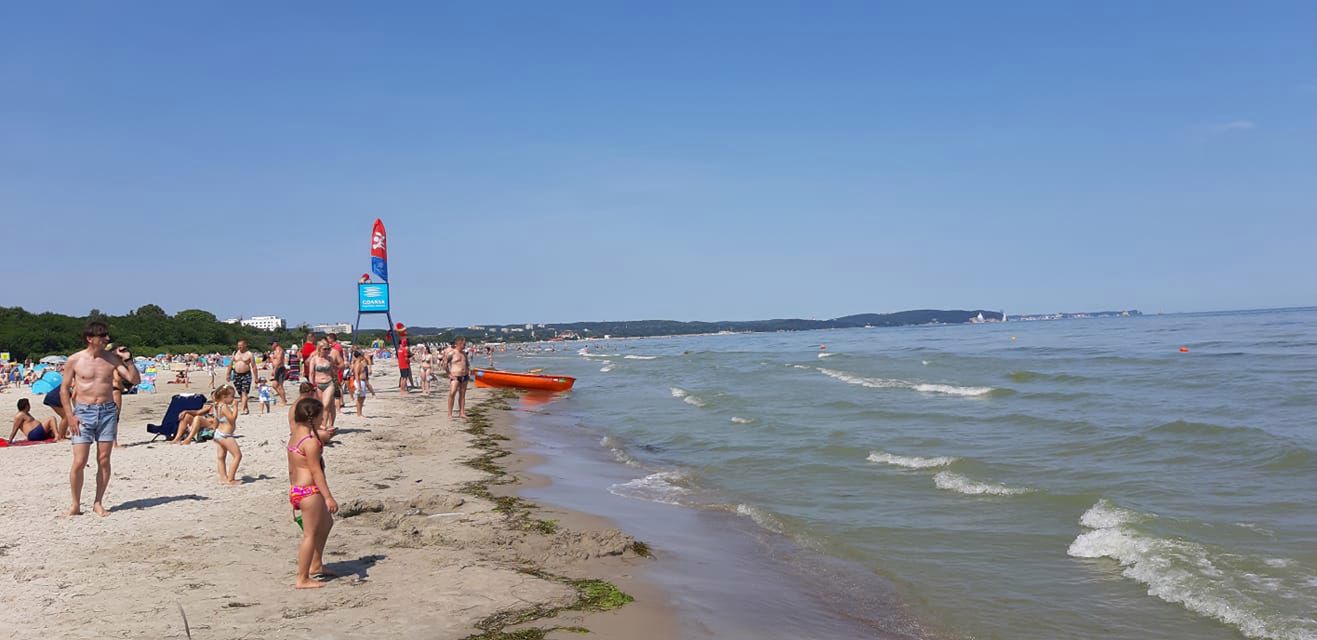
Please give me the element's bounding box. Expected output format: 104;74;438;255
0;366;671;639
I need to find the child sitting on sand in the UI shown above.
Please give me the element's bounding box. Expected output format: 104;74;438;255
287;397;338;589
257;378;274;413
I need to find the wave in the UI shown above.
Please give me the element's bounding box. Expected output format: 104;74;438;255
1068;500;1317;640
1148;420;1272;439
933;471;1033;496
623;355;657;360
598;436;640;467
579;350;619;359
608;471;691;504
912;383;995;397
867;450;958;469
600;362;614;372
818;368;997;397
735;503;786;534
730;416;756;425
669;387;708;407
1008;370;1093;384
817;352;835;358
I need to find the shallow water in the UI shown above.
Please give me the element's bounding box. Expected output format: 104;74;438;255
504;308;1317;640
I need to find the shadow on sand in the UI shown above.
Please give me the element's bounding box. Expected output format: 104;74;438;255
112;494;209;512
323;554;387;581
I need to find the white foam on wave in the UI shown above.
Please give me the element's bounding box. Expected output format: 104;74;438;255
791;364;811;369
730;416;755;425
817;352;835;358
598;436;640;466
818;368;904;389
933;471;1033;496
579;350;619;359
867;450;958;469
623;355;657;360
600;361;614;372
608;471;690;504
735;503;786;534
1068;500;1317;640
669;387;707;407
1079;498;1148;529
817;367;995;397
913;383;994;397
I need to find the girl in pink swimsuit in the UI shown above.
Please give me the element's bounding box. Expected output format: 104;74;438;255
287;397;338;589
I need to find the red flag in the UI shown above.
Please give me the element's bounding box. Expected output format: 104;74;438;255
370;218;388;282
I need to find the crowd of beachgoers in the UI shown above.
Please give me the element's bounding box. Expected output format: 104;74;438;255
2;321;510;589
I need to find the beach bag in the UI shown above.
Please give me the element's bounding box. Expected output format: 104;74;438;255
193;428;215;443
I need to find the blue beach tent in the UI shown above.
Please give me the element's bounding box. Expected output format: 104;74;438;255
31;371;63;395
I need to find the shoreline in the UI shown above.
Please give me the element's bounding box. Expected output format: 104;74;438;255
501;394;931;640
0;377;672;639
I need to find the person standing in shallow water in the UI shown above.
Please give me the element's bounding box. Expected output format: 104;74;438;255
61;321;141;517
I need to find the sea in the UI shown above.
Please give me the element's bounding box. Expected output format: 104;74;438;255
499;308;1317;640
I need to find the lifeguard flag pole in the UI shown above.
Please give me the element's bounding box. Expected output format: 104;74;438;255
353;218;400;353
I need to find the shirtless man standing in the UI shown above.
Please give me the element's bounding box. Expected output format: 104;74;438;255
442;337;471;419
61;321;140;516
226;339;256;415
269;341;289;406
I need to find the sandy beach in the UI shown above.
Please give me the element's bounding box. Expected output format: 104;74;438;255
0;368;670;639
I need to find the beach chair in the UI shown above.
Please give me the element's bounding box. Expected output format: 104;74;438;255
145;393;207;441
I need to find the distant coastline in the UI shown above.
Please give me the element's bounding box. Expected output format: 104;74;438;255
405;309;1011;342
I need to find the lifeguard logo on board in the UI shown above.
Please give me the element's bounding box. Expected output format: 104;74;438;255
372;231;386;251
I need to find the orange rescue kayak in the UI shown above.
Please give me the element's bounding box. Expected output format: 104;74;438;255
472;368;575;392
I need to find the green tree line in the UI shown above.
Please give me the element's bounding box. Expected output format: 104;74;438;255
0;305;310;361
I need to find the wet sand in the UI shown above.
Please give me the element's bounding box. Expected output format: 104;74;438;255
0;368;669;639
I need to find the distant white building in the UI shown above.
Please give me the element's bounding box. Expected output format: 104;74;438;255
240;315;286;331
311;322;353;335
221;318;240;325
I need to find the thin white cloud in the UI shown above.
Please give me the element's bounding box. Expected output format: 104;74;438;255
1210;120;1256;133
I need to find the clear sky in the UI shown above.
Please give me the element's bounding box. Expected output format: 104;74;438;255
2;2;1314;327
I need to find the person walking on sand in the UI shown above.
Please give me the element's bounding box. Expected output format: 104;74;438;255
269;340;289;406
350;350;371;418
226;339;257;415
304;339;344;431
442;336;472;419
419;345;433;396
287;397;338;588
395;323;412;396
61;321;141;516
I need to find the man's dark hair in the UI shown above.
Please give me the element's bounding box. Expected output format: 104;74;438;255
17;398;30;411
327;333;337;341
83;321;109;340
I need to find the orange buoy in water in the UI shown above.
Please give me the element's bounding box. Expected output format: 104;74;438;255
1179;346;1189;353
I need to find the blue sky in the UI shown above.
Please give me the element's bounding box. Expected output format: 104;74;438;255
2;2;1314;326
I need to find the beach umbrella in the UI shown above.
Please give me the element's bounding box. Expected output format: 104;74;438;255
31;371;62;395
39;355;68;365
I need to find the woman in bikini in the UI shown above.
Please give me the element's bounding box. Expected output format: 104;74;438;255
304;339;341;430
211;386;242;485
287;397;338;589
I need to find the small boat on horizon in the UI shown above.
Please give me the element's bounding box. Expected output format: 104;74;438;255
472;368;575;392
